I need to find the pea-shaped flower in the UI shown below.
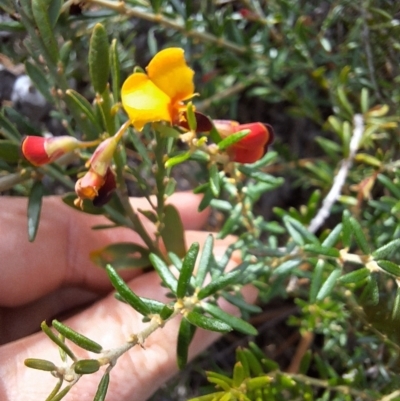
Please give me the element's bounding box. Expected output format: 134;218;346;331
213;120;274;164
121;47;195;131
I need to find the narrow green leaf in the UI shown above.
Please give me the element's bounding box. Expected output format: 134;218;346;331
338;267;370;284
105;264;151;316
377;260;400;278
48;384;71;401
321;223;343;248
316;269;341;300
160;204;186;258
349;216;370;254
136;296;165;314
48;0;62;27
304;244;340;258
198;186;213;212
186;102;197;131
310;259;325;303
341;210;352;248
52;320;103;353
241;348;263;376
177;318;193;369
149;253;178;294
24;61;52;102
246;376;271;392
65;89;102;131
185;311;232;333
159;305;174;320
202;303;257;335
337;86;354;117
28;180;44;242
217;129;249;150
165;151;191;168
73;359;100;374
109;39;121;101
93;373;110;401
60;40;73;68
89;23;110;94
195;234;214;287
377;174;400;199
299;350;312;374
373;239;400;260
209;163;220;197
24;358;57;371
360;88;369;114
283;215;319;245
90;242;150;270
360;275;379;306
40;321;76;361
222;291;262;313
236;348;250;377
197;270;242;299
32;0;59;64
273;259;301;275
233;362;245;388
0;140;20;163
176;242;199;298
0;112;21;140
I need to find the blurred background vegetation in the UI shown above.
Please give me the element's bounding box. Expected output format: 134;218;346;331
1;0;400;400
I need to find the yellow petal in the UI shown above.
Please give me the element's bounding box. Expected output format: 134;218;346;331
146;48;194;103
121;73;172;130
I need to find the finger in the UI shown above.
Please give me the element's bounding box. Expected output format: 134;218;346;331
0;239;257;401
0;228;222;343
0;193;208;307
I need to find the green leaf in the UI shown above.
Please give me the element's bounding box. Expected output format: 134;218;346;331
106;264;151;316
109;39;121;101
304;244;340;258
377;174;400;199
48;0;61;27
177;318;194;369
89;23;110;94
93;373;110;401
377;260;400;278
202;303;257;335
0;112;21;140
52;320;103;353
160;204;186;258
217;129;249;150
338;267;370;284
273;259;302;275
185;311;232;333
373;239;400;260
28;180;44;242
149;253;178;294
222;291;262;314
233;362;246;388
65;89;102;132
24;61;52;102
341;210;352;248
0;140;20;163
310;259;325;303
283;215;319;245
60;40;73;68
195;234;214;287
321;223;343;248
25;358;57;371
186;102;197;131
40;321;76;361
31;0;59;64
176;242;199;298
73;359;100;374
240;348;263;376
316;269;341;300
349;216;370;254
197;270;242;299
209;163;220;197
165;151;191;168
90;242;150;269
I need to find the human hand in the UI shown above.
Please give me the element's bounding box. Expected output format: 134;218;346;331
0;192;257;401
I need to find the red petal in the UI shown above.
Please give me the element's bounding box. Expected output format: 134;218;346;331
21;136;50;166
93;168;116;207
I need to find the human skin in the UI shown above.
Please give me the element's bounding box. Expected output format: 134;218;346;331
0;192;257;401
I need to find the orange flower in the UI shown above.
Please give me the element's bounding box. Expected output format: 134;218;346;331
21;136;81;166
213;120;274;164
121;48;195;131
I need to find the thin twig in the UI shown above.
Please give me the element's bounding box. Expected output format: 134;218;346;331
308;114;364;233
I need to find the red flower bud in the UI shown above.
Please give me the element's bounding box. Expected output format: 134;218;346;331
214;121;274;164
228;123;274;164
21;136;81;166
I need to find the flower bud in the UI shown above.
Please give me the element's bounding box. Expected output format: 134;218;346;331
21;135;81;166
88;136;118;176
214;121;274;164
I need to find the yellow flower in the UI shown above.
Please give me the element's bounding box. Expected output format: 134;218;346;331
121;47;195;130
